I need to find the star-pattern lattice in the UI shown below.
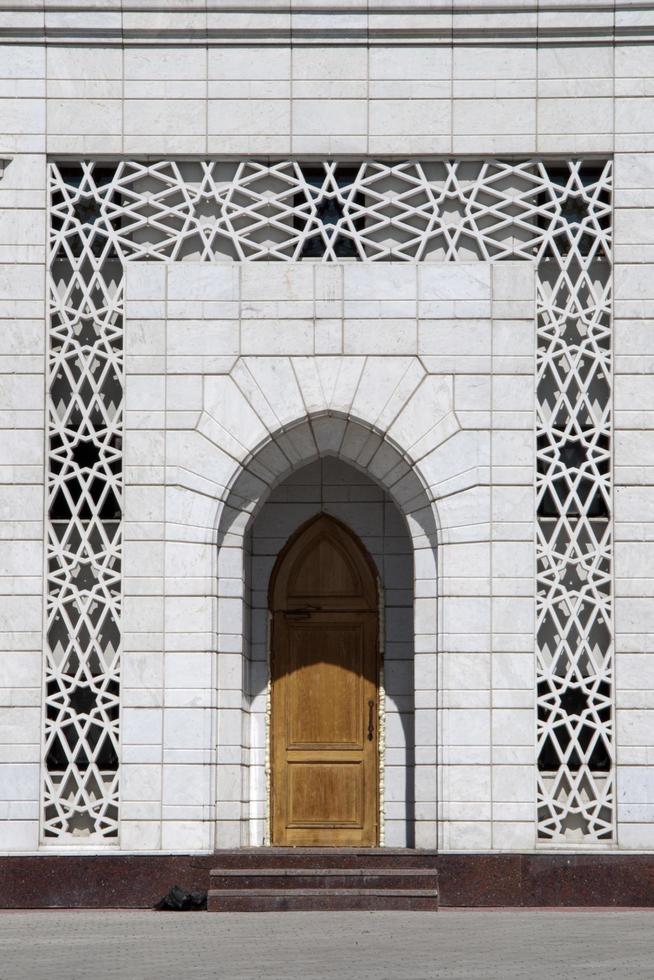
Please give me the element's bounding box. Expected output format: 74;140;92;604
46;158;612;842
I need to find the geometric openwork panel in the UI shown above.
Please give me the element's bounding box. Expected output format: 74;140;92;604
46;158;612;843
45;168;122;839
534;162;613;841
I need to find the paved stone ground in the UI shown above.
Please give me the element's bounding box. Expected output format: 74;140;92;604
1;909;653;980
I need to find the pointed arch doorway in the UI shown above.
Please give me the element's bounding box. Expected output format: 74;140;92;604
270;514;380;846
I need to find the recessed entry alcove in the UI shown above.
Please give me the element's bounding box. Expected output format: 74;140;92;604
245;457;416;847
212;409;443;851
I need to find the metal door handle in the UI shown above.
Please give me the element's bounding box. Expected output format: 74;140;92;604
367;700;375;741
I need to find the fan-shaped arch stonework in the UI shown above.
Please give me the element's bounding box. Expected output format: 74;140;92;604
217;412;439;540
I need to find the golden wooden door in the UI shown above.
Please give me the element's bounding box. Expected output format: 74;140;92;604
270;514;379;846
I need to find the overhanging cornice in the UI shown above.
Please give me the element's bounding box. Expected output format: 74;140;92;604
1;1;653;45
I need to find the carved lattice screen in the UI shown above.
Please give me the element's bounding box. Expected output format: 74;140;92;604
45;159;612;842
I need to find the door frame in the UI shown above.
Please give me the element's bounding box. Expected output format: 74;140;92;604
265;513;383;847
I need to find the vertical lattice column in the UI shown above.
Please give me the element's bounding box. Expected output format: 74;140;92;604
44;165;123;839
534;161;613;842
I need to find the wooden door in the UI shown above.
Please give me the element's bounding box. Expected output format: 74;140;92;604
270;514;379;846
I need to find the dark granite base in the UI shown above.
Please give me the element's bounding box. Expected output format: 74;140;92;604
438;853;654;907
0;855;217;909
2;853;654;908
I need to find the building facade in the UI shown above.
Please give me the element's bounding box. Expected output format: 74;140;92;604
1;1;653;881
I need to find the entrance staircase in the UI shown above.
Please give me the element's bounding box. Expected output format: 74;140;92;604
207;849;439;911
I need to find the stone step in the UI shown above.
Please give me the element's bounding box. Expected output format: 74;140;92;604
211;848;440;870
207;888;439;912
209;868;439;891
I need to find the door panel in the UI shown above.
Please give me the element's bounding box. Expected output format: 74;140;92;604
286;622;363;748
287;762;362;827
288;536;361;600
270;515;379;847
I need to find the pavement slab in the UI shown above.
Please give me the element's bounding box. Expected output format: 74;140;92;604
1;908;654;980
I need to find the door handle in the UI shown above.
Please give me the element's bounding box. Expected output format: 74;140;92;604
367;700;375;741
283;606;320;619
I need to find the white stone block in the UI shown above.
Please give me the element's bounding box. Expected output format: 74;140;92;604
617;825;654;849
443;709;490;747
454;98;535;136
293;47;367;81
0;99;45;137
0;763;38;801
122;708;163;746
169;264;239;303
442;597;491;635
492;709;533;746
163;765;211;806
343;318;416;355
388;375;454;455
492;821;535;849
314;319;342;355
538;97;613;135
419;264;491;301
47;98;121;135
492;765;533;803
161;820;211;851
122;764;161;803
344;264;417;302
204;376;269;455
0;597;41;633
164;708;212;751
369;99;450;137
444;766;491;803
209;47;290;80
0;820;39;850
208;99;290;137
493;596;534;635
619;767;654;806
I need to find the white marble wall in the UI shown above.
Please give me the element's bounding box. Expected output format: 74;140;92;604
0;12;641;159
116;259;535;851
0;154;46;852
0;1;653;852
614;148;654;848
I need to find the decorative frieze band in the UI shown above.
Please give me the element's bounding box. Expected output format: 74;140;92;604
3;3;651;45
